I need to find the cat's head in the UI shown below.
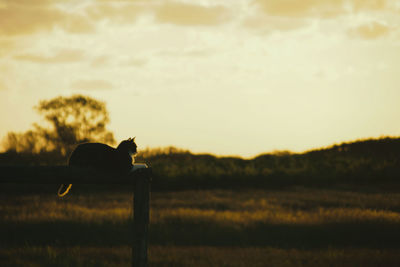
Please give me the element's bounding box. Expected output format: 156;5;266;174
118;137;137;156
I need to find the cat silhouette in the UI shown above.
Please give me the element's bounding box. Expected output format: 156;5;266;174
58;137;137;197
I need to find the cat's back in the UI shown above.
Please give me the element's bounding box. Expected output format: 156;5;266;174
68;142;115;167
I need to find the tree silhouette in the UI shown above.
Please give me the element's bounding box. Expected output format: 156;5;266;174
3;95;115;155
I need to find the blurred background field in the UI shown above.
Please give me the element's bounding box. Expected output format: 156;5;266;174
1;186;400;266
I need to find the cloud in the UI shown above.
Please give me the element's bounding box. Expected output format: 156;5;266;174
348;21;390;39
59;14;95;34
351;0;387;11
91;55;111;68
14;49;84;63
248;0;395;36
1;0;55;6
1;1;230;36
243;15;308;34
158;48;214;58
122;57;148;67
88;1;231;27
252;0;346;18
0;1;95;36
87;2;146;24
184;48;215;57
252;0;391;18
0;5;62;36
71;79;114;91
154;2;230;26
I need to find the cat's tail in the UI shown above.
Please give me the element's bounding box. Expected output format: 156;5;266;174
58;184;72;197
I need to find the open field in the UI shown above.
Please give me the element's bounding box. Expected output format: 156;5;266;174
1;186;400;266
2;246;400;267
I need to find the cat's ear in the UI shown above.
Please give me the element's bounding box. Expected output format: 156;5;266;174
128;137;132;141
132;137;136;142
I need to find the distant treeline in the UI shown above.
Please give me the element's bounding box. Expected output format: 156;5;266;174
1;137;400;190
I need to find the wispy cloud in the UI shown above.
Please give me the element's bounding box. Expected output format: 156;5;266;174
87;2;146;24
348;21;390;39
59;14;95;34
0;5;62;36
184;48;215;57
71;79;114;91
247;0;398;38
157;48;214;58
88;1;231;26
91;55;111;68
0;1;94;36
252;0;346;18
154;2;230;26
252;0;392;18
351;0;388;12
243;15;308;34
14;49;84;63
122;57;148;67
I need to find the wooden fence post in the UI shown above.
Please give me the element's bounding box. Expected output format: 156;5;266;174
132;169;151;267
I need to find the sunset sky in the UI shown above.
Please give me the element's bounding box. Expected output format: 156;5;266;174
1;0;400;157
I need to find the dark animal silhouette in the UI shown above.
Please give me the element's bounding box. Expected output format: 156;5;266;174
58;137;137;197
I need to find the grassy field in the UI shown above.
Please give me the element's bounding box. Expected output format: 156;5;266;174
1;186;400;266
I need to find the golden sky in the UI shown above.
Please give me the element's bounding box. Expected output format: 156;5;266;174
1;0;400;157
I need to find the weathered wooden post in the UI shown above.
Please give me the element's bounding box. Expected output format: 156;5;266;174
132;165;151;267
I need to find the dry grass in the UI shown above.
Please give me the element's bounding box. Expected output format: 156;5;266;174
2;246;400;267
1;187;400;266
2;188;400;225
